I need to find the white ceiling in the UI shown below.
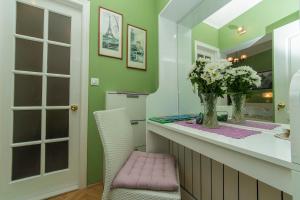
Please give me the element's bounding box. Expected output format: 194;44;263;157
203;0;263;29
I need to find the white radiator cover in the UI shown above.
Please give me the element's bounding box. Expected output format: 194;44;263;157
106;92;147;151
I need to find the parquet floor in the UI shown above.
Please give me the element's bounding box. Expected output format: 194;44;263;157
48;183;103;200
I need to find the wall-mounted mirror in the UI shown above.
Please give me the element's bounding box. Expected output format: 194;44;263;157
223;34;273;122
177;0;300;123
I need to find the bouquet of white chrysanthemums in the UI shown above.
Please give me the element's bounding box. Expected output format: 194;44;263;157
225;66;262;94
188;58;232;98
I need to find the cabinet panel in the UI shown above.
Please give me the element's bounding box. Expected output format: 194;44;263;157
106;93;147;120
224;166;238;200
131;120;146;148
212;161;223;200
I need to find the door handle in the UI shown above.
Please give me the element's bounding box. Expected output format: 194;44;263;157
277;102;286;111
70;105;79;112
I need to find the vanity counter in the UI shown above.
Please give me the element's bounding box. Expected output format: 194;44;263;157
146;120;296;195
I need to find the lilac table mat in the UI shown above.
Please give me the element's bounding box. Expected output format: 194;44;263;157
226;120;280;130
175;121;261;139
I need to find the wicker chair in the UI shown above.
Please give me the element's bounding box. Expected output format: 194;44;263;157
94;108;181;200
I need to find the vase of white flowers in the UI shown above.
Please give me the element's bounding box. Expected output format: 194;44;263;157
230;93;247;123
188;58;232;128
201;93;219;128
225;66;262;123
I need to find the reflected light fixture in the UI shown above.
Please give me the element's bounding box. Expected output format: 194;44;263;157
237;26;247;35
240;54;247;60
233;58;240;63
227;57;234;62
262;92;273;99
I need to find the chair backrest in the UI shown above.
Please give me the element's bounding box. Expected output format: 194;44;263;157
94;108;134;199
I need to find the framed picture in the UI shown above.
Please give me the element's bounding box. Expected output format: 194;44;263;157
99;7;123;59
127;25;147;70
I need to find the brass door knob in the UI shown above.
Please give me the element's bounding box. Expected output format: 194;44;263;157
70;105;79;112
277;102;286;111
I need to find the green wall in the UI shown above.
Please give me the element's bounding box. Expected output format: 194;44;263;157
192;23;219;61
88;0;168;185
218;0;299;51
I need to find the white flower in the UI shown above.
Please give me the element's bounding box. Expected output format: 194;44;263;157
188;59;232;96
197;57;211;63
225;65;262;92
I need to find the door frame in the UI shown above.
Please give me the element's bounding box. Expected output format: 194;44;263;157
0;0;90;189
61;0;90;188
194;40;220;61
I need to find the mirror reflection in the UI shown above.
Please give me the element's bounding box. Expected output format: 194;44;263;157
182;0;300;123
224;35;273;122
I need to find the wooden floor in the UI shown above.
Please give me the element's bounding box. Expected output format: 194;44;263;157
48;183;103;200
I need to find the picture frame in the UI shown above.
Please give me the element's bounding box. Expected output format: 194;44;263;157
127;24;147;71
98;7;123;59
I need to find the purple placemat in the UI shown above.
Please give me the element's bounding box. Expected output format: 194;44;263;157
175;121;260;139
226;120;280;130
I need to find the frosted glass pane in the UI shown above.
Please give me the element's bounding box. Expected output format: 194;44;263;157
13;110;41;143
14;74;42;106
45;142;68;173
47;77;70;106
15;38;43;72
46;110;69;139
47;44;70;75
48;12;71;44
16;2;44;38
12;145;41;180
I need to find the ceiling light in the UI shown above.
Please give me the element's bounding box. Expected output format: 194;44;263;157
237;26;247;35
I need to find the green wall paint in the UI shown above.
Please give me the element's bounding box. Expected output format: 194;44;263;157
266;11;299;33
192;23;219;61
218;0;299;51
88;0;168;185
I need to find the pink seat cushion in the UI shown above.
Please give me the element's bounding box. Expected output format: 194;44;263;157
111;151;179;191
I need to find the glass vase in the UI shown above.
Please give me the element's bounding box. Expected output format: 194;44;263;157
200;93;219;128
230;93;246;123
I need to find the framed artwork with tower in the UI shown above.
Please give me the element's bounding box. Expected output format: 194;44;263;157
99;7;123;59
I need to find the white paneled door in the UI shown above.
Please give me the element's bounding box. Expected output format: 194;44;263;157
274;20;300;124
0;0;82;199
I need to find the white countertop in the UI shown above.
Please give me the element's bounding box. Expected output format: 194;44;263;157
148;120;293;169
